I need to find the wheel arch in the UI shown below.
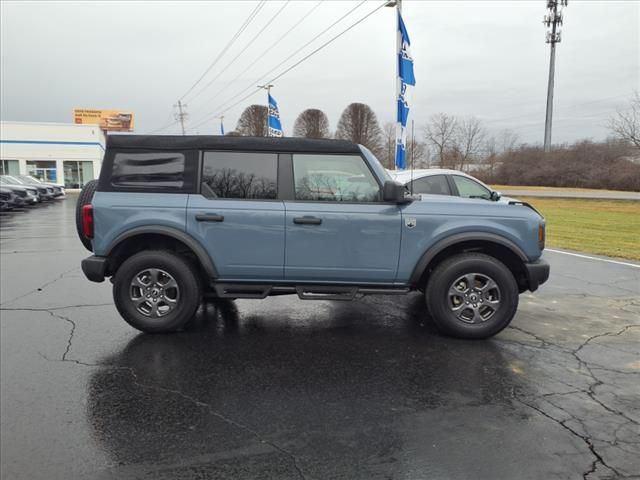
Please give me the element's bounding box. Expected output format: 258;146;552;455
410;233;530;292
105;226;217;281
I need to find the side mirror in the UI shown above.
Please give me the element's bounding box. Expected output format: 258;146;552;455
383;180;412;204
490;191;502;201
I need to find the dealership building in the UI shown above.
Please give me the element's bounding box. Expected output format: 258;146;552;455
0;121;106;189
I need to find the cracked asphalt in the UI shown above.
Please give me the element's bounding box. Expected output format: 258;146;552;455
1;198;639;480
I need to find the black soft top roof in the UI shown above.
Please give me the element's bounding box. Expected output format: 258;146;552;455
106;135;361;154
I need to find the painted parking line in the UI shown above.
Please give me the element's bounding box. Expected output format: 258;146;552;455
545;249;640;268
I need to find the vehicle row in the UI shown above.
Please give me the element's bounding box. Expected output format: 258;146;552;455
0;175;65;211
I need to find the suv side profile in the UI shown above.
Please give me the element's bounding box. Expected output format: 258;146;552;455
79;135;549;339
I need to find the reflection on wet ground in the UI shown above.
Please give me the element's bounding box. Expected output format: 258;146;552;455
1;198;639;479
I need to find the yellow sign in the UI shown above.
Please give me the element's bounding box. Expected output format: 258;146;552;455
73;109;134;132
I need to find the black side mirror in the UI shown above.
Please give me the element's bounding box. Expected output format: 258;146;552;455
383;180;412;204
490;191;502;201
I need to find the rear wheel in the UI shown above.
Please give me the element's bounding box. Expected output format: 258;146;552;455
75;180;98;251
425;253;519;339
113;250;202;333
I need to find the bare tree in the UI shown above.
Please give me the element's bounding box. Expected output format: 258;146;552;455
225;130;242;136
293;109;330;138
382;122;429;170
451;116;486;171
423;113;457;167
335;103;383;156
608;91;640;149
236;105;268;136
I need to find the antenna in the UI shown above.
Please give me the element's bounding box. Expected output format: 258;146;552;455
410;118;415;194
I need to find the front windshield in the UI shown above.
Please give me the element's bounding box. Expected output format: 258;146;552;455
359;145;393;182
20;175;42;184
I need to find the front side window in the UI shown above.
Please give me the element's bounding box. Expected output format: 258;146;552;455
452;175;491;199
292;154;380;202
202;151;277;200
410;175;451;195
111;152;189;190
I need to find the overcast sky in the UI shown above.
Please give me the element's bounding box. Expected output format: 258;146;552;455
1;0;638;145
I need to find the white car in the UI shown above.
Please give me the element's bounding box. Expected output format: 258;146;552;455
389;168;514;203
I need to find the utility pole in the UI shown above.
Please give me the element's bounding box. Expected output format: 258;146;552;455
258;84;274;137
174;100;188;135
543;0;568;152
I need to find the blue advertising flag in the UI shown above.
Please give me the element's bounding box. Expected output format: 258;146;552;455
268;93;283;137
395;12;416;170
220;120;225;136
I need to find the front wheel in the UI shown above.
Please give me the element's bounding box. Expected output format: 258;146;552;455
113;250;202;333
425;253;519;339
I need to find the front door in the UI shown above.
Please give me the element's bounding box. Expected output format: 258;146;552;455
284;153;402;283
187;151;285;281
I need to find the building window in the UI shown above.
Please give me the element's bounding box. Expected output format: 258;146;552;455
26;160;57;183
0;160;20;175
63;161;94;189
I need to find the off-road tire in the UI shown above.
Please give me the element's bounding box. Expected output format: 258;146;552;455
425;253;519;339
75;180;98;251
113;250;202;333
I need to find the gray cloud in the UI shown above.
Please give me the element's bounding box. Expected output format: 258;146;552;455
1;0;638;145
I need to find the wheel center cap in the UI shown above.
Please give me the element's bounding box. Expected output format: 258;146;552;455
470;294;478;302
152;288;160;297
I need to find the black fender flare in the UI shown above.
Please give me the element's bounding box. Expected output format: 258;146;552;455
409;232;529;285
106;226;218;279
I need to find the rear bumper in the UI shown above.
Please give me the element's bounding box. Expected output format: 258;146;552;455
524;259;550;292
81;255;107;283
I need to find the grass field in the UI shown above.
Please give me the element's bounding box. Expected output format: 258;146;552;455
518;197;640;260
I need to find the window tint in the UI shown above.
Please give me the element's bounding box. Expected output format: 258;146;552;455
293;154;380;202
410;175;451;195
452;175;491;199
112;152;187;190
202;151;277;199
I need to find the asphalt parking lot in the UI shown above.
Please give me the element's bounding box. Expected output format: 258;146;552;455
1;198;638;480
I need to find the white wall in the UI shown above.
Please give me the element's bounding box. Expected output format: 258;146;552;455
0;121;106;186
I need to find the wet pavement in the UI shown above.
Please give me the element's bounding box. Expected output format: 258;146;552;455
1;199;639;480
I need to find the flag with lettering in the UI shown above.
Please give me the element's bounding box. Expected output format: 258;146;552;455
395;12;416;170
268;93;283;137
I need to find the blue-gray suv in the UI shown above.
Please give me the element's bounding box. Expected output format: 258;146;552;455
78;135;549;338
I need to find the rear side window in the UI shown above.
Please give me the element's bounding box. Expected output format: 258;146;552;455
410;175;451;195
109;152;197;192
202;151;277;199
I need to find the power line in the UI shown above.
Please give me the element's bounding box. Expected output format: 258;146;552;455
189;1;387;133
179;1;266;102
189;0;324;118
185;1;291;105
188;0;368;128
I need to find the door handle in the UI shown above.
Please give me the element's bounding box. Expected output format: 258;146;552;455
293;216;322;225
196;213;224;222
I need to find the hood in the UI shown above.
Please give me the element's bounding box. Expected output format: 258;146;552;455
408;193;543;220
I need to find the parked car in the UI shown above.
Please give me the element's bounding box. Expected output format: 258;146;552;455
0;175;54;201
3;175;64;198
0;178;39;205
16;175;65;197
0;186;25;209
77;135;549;339
389;168;515;203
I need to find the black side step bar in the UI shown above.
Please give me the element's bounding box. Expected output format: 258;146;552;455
212;283;410;300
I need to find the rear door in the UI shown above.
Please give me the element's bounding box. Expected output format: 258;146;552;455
283;153;402;283
186;151;285;281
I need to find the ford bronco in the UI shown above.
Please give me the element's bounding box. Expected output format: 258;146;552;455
78;135;549;338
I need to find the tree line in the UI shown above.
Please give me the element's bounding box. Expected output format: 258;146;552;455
228;92;640;191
